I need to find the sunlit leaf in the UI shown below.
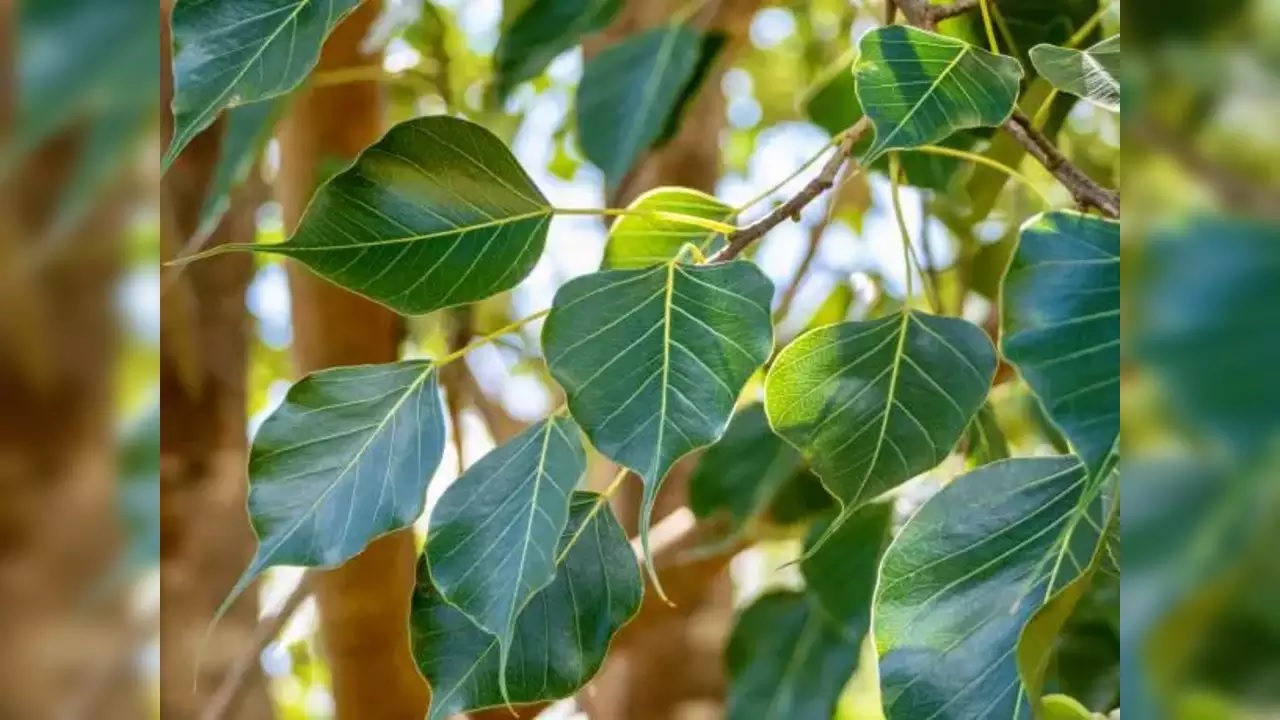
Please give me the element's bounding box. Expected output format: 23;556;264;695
493;0;623;101
854;25;1023;161
425;416;585;697
543;260;773;585
688;404;804;532
603;187;733;270
1041;695;1095;720
1002;211;1119;480
165;0;362;166
875;457;1106;720
195;98;285;241
1030;36;1120;111
411;492;642;720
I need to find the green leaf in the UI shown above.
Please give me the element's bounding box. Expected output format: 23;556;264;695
411;492;642;720
764;311;995;545
875;457;1106;720
576;26;724;190
603;187;734;270
964;401;1010;467
424;416;586;699
688;404;805;532
800;501;894;635
229;116;552;316
493;0;623;101
939;0;1102;70
1002;211;1119;480
543;260;774;587
1030;36;1120;112
853;25;1023;161
1041;695;1095;720
120;401;161;571
195;98;285;242
231;361;446;602
726;591;861;720
164;0;362;166
764;470;837;526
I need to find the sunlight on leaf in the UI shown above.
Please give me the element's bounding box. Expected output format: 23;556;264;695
1031;36;1121;111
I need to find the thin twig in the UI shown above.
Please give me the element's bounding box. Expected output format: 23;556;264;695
896;0;979;29
1003;111;1119;217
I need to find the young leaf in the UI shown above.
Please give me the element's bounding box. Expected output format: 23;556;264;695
1002;211;1120;480
577;26;724;190
231;361;446;601
425;416;586;699
411;492;642;720
165;0;362;166
799;501;894;635
603;187;734;270
542;260;774;588
688;404;805;531
765;311;995;546
726;591;861;720
1030;36;1121;112
493;0;623;101
221;116;552;315
195;98;285;242
875;457;1107;720
854;25;1023;161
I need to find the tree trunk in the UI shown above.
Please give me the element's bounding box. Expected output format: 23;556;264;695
276;3;430;718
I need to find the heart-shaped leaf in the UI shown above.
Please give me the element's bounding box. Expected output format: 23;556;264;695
875;457;1107;720
210;116;552;315
411;492;642;720
577;25;724;190
165;0;362;166
425;416;585;700
603;187;733;270
1002;211;1120;480
765;311;995;546
854;25;1023;161
1030;36;1121;112
543;260;774;587
493;0;622;100
230;361;446;602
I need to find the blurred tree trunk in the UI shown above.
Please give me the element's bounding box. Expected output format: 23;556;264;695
276;3;431;718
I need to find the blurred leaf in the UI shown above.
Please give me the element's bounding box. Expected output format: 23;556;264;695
800;501;893;635
195;98;285;242
964;401;1010;466
1031;36;1121;112
411;492;642;720
493;0;622;100
765;469;837;526
119;402;160;571
602;187;733;270
937;0;1101;69
804;282;854;330
1041;694;1094;720
688;404;803;531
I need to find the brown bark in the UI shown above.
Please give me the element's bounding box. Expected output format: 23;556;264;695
276;3;430;718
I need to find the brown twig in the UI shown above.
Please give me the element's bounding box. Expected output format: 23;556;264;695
896;0;979;29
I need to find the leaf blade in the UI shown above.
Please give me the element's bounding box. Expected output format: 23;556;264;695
1030;36;1121;112
603;187;734;270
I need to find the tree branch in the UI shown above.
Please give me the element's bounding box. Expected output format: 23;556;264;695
896;0;979;29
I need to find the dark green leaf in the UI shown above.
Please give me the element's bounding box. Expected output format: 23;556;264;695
1002;211;1119;480
853;25;1023;161
800;501;894;635
765;470;837;526
493;0;622;101
964;401;1010;466
1030;36;1121;112
230;361;446;602
195;98;285;242
602;187;733;270
228;116;552;315
875;457;1105;720
765;311;995;547
165;0;362;166
543;260;774;585
576;26;723;190
411;492;642;720
726;591;860;720
688;404;804;531
425;416;585;695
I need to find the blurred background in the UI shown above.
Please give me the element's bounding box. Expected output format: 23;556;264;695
0;0;1276;718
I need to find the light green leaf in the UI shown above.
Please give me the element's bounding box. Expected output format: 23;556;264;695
231;361;446;602
726;591;861;720
1002;211;1119;480
164;0;362;166
195;98;285;242
800;501;894;635
875;457;1106;720
688;404;805;532
1030;36;1120;112
1041;695;1095;720
603;187;734;270
543;260;774;587
411;492;642;720
425;416;585;700
493;0;622;101
764;311;995;546
854;25;1023;161
576;25;723;190
209;116;552;316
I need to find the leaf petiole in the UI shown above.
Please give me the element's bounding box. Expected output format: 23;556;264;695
554;206;738;235
433;308;551;367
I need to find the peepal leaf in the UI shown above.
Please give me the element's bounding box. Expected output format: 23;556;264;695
543;261;773;588
493;0;622;100
232;361;446;601
411;492;642;720
854;25;1023;161
226;116;552;315
425;417;585;697
1031;36;1121;112
688;404;804;531
800;501;894;635
165;0;362;166
875;457;1106;720
765;311;994;544
1002;211;1120;479
603;187;733;270
577;25;723;190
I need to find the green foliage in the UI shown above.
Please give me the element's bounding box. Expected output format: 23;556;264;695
688;404;805;531
603;188;733;269
1031;36;1121;111
195;98;285;241
493;0;622;101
